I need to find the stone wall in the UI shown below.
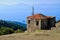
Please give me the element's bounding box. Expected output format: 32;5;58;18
27;18;41;32
27;18;36;32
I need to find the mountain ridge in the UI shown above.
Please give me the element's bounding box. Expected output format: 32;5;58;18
0;20;27;31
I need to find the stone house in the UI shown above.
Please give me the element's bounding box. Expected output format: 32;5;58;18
27;13;56;32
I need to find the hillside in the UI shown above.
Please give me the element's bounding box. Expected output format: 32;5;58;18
0;20;26;31
0;30;60;40
0;20;27;35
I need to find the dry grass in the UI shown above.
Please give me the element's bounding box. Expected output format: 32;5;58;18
0;30;60;40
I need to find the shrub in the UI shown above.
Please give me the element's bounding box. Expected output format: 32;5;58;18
15;29;22;33
0;26;14;35
3;28;14;35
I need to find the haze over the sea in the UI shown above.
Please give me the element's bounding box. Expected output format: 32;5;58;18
0;0;60;23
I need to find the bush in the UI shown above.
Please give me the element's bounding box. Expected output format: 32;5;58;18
0;26;22;36
0;31;2;35
3;28;14;35
0;26;14;35
15;29;22;33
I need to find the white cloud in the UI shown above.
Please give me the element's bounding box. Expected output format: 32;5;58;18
0;0;60;6
0;1;37;6
0;2;19;5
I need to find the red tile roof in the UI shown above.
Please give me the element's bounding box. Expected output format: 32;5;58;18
27;14;52;19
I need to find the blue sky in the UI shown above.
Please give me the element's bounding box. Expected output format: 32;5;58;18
0;0;60;23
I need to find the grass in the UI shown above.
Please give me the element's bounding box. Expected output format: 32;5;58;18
0;30;60;40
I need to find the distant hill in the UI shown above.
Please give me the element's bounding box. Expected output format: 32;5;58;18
0;20;27;31
12;21;26;28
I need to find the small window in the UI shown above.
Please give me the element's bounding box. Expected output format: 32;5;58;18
28;20;30;24
36;21;39;26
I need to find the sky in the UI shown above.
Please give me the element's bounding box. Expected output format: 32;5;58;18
0;0;60;23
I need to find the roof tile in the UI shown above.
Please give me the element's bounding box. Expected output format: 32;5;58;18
27;14;52;19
